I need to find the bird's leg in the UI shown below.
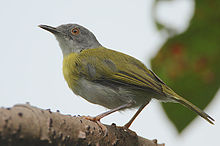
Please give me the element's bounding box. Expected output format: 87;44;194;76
83;101;133;135
94;102;133;120
124;101;150;129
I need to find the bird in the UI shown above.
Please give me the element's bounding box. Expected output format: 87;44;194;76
39;23;214;133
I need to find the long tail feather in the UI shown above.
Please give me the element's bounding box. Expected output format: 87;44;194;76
171;95;215;124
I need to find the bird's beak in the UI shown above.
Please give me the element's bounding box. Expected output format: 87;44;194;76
38;25;60;34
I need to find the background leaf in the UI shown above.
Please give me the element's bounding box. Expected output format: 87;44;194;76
151;0;220;133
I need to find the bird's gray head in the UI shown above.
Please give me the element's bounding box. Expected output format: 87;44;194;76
39;24;102;56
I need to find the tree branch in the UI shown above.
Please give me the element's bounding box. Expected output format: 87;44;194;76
0;104;164;146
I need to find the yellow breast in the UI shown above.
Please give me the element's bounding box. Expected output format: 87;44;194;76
63;53;80;92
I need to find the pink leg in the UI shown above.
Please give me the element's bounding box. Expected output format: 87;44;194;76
83;102;133;135
124;101;149;128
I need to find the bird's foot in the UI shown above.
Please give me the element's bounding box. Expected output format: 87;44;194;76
123;120;132;129
82;115;108;136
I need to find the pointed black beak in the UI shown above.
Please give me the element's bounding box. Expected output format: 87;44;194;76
39;25;60;34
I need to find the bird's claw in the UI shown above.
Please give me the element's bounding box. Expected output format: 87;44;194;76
82;116;108;136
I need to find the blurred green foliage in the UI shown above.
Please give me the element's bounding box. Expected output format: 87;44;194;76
151;0;220;133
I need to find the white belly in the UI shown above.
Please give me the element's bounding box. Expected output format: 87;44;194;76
73;78;151;109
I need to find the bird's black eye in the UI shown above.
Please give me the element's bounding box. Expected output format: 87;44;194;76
71;28;80;35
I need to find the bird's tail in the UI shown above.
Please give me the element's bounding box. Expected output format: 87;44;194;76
171;94;215;124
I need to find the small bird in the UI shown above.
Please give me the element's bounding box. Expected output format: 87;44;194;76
39;24;214;132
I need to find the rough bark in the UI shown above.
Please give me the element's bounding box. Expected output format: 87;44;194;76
0;104;164;146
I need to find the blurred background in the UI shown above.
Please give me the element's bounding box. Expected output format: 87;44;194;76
0;0;219;145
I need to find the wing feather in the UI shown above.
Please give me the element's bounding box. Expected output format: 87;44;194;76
77;47;164;95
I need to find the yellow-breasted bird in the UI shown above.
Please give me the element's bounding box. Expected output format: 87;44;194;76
39;24;214;132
